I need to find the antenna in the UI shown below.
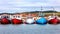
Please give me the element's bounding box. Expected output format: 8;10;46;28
52;7;56;16
40;6;43;17
39;6;43;17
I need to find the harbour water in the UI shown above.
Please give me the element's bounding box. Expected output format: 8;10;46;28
0;24;60;34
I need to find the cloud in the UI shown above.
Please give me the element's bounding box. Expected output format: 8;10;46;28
0;0;60;13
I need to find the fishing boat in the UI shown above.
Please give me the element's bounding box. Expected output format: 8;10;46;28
11;15;23;24
48;7;60;24
1;16;11;24
48;17;60;24
36;7;47;25
25;14;35;24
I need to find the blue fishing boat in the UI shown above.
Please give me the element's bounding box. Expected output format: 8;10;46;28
36;6;47;25
36;17;47;24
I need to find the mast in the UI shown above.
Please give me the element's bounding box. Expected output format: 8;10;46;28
41;6;43;17
39;6;43;17
52;7;56;16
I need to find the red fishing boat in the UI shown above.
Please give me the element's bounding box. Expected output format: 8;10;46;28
48;17;60;24
48;7;60;24
11;18;23;24
1;16;11;24
11;15;23;24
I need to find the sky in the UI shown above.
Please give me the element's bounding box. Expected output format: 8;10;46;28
0;0;60;13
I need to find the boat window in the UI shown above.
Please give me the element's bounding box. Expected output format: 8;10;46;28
1;16;2;18
13;16;15;18
16;16;17;18
6;16;9;18
18;16;20;18
1;16;9;18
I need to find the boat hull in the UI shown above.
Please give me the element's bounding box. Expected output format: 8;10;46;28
11;19;23;24
48;19;60;24
1;18;11;24
25;19;35;24
36;17;47;25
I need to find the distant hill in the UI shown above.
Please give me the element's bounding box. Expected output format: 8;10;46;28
43;10;57;13
0;10;58;14
23;10;57;14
